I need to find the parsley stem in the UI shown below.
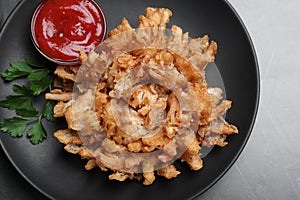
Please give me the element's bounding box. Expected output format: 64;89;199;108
38;114;43;122
1;54;55;144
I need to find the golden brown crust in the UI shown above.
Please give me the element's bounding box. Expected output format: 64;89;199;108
54;65;80;82
109;172;142;182
181;152;203;171
140;7;172;28
54;129;82;145
53;101;71;118
108;18;134;37
49;7;238;185
85;159;97;170
157;164;180;179
45;89;73;102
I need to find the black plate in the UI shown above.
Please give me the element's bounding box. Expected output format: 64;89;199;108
0;0;259;199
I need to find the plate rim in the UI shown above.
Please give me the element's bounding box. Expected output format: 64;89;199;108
0;0;260;199
187;0;261;198
0;0;54;199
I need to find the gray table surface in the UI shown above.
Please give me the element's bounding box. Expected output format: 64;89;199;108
1;0;299;199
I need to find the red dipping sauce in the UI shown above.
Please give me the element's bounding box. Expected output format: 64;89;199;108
31;0;106;64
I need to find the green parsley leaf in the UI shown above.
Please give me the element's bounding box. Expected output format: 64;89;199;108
12;85;32;95
1;61;33;81
0;85;38;117
0;94;36;113
15;109;39;118
28;69;53;95
28;69;50;81
0;117;31;137
28;118;47;145
29;78;53;96
24;55;47;69
0;55;56;145
42;101;56;121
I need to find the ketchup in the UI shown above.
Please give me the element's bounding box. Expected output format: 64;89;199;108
32;0;105;62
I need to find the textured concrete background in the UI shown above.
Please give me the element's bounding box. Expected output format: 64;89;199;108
1;0;299;199
201;1;300;199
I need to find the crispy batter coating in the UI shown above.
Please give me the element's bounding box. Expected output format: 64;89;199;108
45;89;73;102
53;101;73;118
157;164;180;179
139;7;172;28
108;18;134;38
54;129;82;145
181;152;203;170
53;77;74;92
54;65;79;82
109;171;142;182
49;7;238;185
85;159;97;170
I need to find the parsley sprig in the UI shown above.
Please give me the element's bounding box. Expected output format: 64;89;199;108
0;55;55;144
